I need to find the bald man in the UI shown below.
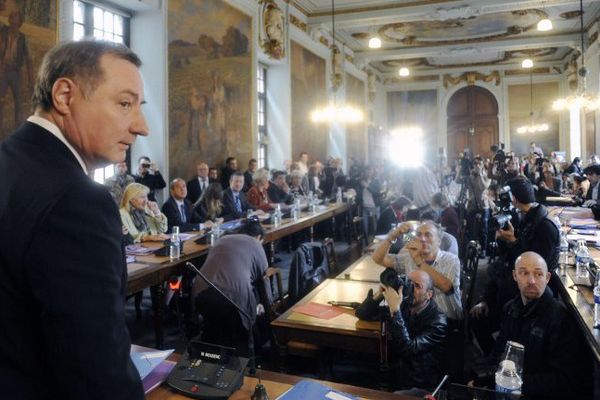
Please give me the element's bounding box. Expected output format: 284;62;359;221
187;162;210;203
357;270;447;393
473;252;591;399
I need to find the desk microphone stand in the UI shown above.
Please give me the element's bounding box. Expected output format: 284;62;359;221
186;262;257;376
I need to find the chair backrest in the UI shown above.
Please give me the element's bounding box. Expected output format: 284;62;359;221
258;267;286;320
323;237;338;275
287;242;330;304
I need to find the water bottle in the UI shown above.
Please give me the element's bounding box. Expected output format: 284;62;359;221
575;239;590;281
169;226;181;260
292;200;300;221
594;273;600;328
336;187;343;203
213;220;221;239
246;208;253;219
559;231;569;270
495;341;524;395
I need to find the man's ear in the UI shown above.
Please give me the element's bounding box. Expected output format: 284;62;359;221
512;269;517;282
51;78;77;115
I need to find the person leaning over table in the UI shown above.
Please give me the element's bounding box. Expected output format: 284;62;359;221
120;182;169;243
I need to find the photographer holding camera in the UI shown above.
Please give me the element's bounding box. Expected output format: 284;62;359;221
470;177;559;354
356;270;447;395
134;155;166;202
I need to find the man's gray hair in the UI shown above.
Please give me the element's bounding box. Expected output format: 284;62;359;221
32;40;142;112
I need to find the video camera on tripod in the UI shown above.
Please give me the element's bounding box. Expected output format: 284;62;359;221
459;148;473;181
492;143;507;171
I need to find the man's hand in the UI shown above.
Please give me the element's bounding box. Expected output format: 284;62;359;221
584;199;597;208
496;221;516;243
405;239;424;265
388;222;413;242
150;162;158;173
469;301;489;319
382;285;402;315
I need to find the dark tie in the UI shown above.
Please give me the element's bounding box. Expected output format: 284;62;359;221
201;178;207;191
235;195;242;213
180;204;187;223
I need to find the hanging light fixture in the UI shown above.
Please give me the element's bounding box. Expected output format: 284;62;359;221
368;36;381;49
398;67;410;77
310;0;363;124
522;58;533;69
537;1;553;31
517;67;549;134
553;0;600;112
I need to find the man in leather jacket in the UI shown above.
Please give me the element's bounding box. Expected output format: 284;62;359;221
357;270;447;394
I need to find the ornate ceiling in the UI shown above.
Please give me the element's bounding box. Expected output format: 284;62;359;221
292;0;600;80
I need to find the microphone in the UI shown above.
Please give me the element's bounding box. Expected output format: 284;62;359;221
186;262;256;376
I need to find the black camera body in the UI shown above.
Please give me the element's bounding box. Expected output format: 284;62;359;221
141;163;151;168
380;269;414;306
491;185;516;230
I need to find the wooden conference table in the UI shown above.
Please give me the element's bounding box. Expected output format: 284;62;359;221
147;369;416;400
126;202;349;348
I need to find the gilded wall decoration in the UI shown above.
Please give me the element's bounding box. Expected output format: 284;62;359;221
259;0;285;60
289;13;306;32
0;0;57;138
168;0;252;181
443;71;500;89
291;41;328;162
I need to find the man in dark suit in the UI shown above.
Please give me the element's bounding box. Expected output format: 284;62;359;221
220;156;238;189
162;178;203;233
0;41;147;399
243;158;258;192
186;161;210;203
223;172;251;220
133;155;166;202
268;170;293;205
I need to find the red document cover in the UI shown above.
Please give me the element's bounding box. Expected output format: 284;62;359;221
293;302;343;319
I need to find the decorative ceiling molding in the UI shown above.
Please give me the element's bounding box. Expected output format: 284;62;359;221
289;14;308;32
560;10;582;20
384;74;440;84
505;67;551;75
425;5;481;21
443;71;501;88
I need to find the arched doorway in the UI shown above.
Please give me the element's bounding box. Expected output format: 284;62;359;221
447;86;499;161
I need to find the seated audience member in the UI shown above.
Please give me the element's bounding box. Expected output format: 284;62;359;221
208;167;219;182
243;158;258;192
590;154;600;165
193;183;225;223
430;192;460;240
356;270;447;395
583;164;600;205
191;219;270;353
223;172;252;220
470;252;591;399
220;157;238;189
376;196;412;234
289;162;309;194
120;183;168;243
268;170;293;205
246;168;275;212
289;169;307;198
104;161;134;205
161;178;203;233
542;161;562;192
534;175;562;203
186;162;210;204
372;221;462;321
307;163;323;196
133;156;166;202
564;156;582;175
572;174;589;203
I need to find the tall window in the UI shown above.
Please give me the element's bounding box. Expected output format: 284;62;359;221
257;65;268;168
72;1;130;183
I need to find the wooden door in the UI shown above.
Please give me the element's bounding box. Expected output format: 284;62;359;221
447;86;498;160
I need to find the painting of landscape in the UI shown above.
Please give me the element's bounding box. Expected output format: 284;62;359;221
168;0;252;180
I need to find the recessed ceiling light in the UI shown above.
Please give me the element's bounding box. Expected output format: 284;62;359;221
537;18;553;31
522;59;534;69
368;37;381;49
398;67;410;77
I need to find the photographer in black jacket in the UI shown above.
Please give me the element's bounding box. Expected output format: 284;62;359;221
470;176;559;355
357;270;447;395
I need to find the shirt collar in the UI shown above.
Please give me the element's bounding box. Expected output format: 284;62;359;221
27;115;88;173
174;198;185;207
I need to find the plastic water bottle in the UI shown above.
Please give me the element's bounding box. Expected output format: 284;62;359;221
291;200;300;221
559;231;569;270
495;341;524;395
594;273;600;328
336;187;343;203
169;226;181;260
575;239;590;281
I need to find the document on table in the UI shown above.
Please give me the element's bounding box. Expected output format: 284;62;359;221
293;302;344;319
276;380;357;400
130;349;174;380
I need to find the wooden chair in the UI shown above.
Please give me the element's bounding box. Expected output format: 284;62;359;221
260;267;286;320
323;237;338;276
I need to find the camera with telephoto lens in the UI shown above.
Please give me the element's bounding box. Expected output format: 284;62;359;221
141;163;151;168
490;185;514;230
380;269;414;305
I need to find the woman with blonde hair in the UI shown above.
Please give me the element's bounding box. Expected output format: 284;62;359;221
120;183;168;243
246;168;275;212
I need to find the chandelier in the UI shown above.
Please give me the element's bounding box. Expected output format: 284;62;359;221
553;0;600;112
310;0;363;124
517;65;549;134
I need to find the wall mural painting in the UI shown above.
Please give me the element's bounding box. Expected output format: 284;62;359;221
168;0;252;181
387;90;437;165
291;40;328;163
0;0;57;139
508;82;559;156
345;73;366;164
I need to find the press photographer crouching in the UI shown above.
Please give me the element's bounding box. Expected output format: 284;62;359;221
470;177;559;355
356;269;447;396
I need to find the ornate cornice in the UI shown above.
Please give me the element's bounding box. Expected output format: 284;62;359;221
443;71;500;88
